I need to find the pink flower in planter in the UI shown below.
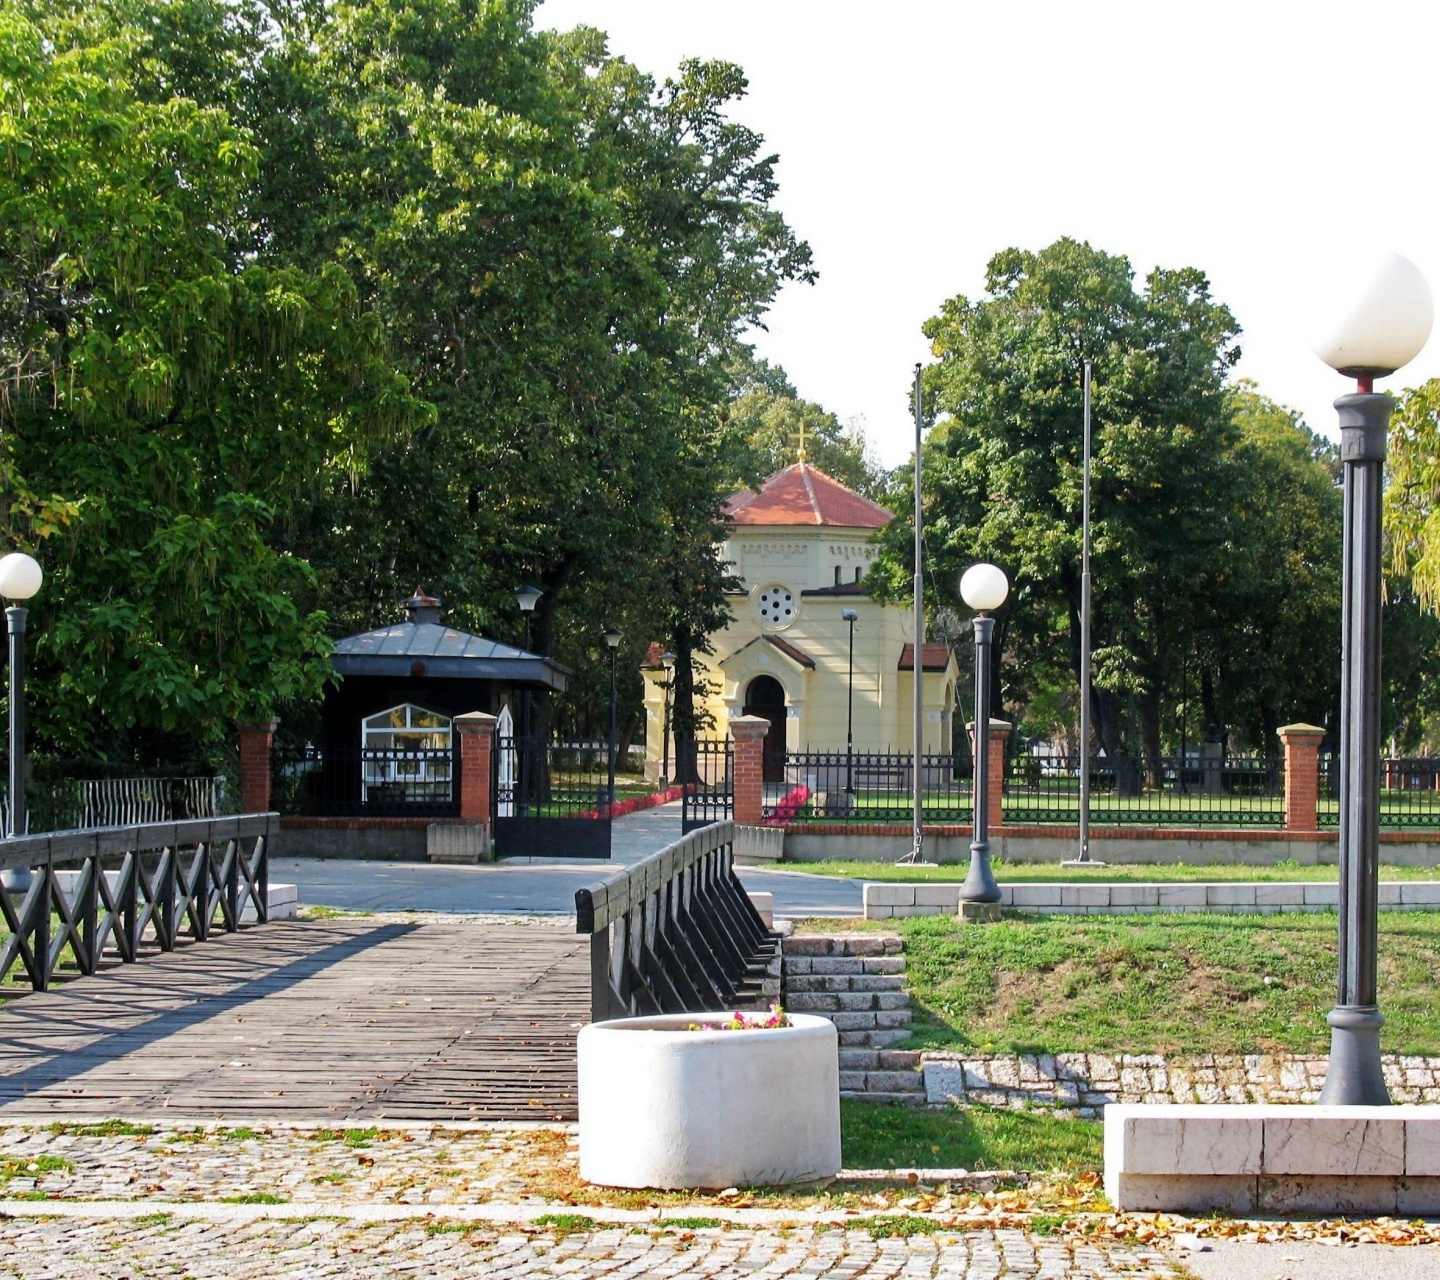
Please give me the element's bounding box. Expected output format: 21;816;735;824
684;1004;792;1032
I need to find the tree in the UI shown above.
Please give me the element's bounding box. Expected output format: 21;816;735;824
0;5;419;766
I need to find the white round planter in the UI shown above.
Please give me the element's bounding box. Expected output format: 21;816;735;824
578;1011;840;1189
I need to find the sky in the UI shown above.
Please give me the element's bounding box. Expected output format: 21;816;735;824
536;0;1440;467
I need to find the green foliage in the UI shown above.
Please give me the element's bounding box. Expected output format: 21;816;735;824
874;239;1345;760
839;1100;1100;1175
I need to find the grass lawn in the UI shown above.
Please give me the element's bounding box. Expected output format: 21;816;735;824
840;1100;1099;1174
826;911;1440;1058
787;859;1440;883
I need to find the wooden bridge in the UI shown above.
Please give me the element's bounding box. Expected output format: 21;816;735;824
0;916;588;1121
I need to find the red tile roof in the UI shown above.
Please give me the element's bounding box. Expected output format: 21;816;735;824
898;643;954;673
725;463;893;530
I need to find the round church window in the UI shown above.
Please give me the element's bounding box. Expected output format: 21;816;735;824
756;584;796;628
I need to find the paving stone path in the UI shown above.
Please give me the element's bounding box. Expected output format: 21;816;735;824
0;1215;1178;1278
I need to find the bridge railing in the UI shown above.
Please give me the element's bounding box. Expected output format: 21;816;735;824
0;812;275;992
574;820;777;1023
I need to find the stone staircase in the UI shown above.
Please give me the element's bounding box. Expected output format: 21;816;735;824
781;934;926;1105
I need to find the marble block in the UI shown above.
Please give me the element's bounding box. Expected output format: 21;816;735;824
1156;883;1207;908
1262;1110;1405;1176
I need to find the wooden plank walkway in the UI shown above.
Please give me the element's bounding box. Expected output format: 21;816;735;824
0;918;589;1122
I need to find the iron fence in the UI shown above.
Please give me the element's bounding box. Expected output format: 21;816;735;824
1318;752;1440;830
1004;753;1284;827
1;775;229;837
680;738;732;832
494;735;610;819
761;750;974;823
273;745;458;817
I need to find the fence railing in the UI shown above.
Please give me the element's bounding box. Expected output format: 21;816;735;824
680;738;733;832
574;820;776;1023
273;746;458;817
760;750;974;823
0;776;228;838
1004;753;1284;827
495;735;611;820
1317;753;1440;830
0;813;273;992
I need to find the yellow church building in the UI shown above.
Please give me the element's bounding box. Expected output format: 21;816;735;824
643;462;959;782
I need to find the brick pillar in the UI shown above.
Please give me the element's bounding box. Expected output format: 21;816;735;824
1278;722;1325;833
967;719;1011;829
455;712;498;827
239;720;278;814
730;713;770;826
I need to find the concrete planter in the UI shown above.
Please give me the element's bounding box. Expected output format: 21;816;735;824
578;1012;841;1189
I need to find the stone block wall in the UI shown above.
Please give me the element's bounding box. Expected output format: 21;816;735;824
923;1051;1440;1117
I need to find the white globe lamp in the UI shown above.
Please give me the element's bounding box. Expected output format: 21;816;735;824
960;563;1009;614
0;553;42;602
1312;252;1433;381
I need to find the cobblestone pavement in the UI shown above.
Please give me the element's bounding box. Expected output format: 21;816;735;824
0;1216;1179;1278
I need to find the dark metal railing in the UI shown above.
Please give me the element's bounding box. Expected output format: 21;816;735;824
495;735;610;819
574;821;777;1023
273;746;457;817
1004;753;1284;827
0;813;273;992
761;750;973;823
680;738;732;832
1318;752;1440;830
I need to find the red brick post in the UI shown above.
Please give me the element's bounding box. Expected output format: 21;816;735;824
454;712;498;827
729;714;770;826
238;720;279;813
967;719;1011;829
1278;722;1325;833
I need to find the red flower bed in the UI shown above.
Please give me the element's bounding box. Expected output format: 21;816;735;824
576;785;686;821
764;783;810;826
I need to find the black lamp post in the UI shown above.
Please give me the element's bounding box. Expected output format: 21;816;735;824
958;562;1008;915
0;553;42;839
659;651;675;791
842;608;858;800
1312;252;1433;1105
604;628;623;810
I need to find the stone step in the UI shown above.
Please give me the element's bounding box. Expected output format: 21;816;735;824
839;1028;912;1049
784;992;912;1014
784;936;903;958
840;1069;925;1093
784;973;907;993
787;956;908;977
839;1048;923;1071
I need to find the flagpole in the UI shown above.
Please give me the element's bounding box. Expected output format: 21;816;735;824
904;362;925;865
1065;360;1102;866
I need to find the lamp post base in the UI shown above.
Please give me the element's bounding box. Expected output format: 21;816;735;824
959;901;1002;924
959;839;1001;906
1319;1005;1390;1105
1061;857;1107;868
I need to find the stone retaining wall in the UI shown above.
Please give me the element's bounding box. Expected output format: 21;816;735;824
923;1051;1440;1117
864;880;1440;919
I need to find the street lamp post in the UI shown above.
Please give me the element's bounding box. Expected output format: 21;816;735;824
1312;252;1433;1105
0;554;43;838
842;608;859;803
513;584;544;815
958;563;1008;917
660;651;675;791
604;629;623;810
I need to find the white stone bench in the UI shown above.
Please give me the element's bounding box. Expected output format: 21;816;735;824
1105;1103;1440;1214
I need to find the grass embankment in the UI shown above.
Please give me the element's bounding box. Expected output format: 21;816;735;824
847;912;1440;1057
840;1100;1098;1174
790;859;1440;883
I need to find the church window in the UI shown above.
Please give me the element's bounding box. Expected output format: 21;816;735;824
834;566;842;586
756;583;796;627
855;565;863;582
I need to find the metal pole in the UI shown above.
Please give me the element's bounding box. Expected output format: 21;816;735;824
607;646;618;810
661;676;672;791
1320;389;1392;1106
909;363;925;863
960;614;1000;904
6;607;24;839
846;613;856;798
1075;360;1095;864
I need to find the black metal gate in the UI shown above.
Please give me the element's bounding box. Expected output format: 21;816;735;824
680;738;732;833
493;736;612;859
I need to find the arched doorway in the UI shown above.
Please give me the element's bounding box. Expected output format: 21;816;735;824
743;675;787;783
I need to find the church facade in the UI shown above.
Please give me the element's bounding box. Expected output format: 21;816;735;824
642;462;959;780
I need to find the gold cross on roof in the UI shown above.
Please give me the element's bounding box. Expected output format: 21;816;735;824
794;420;807;463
